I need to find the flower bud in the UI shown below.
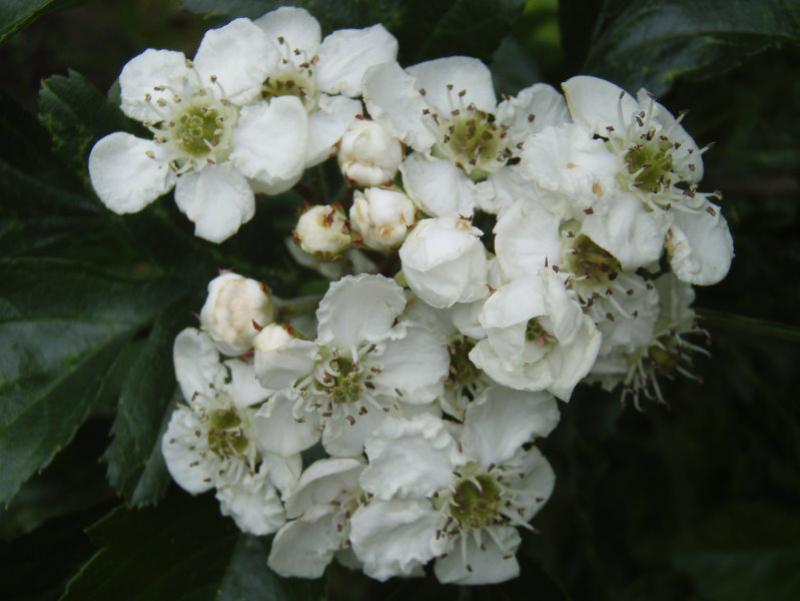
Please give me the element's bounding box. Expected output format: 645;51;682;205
200;272;274;356
399;216;489;309
337;119;403;187
350;187;416;252
253;323;294;354
294;204;352;257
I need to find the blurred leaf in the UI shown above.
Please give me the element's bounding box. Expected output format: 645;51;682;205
60;494;321;601
102;301;192;508
670;503;800;600
698;309;800;343
575;0;800;95
38;69;141;184
0;0;82;46
183;0;524;63
0;259;185;505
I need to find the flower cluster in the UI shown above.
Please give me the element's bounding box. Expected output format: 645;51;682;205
102;5;737;586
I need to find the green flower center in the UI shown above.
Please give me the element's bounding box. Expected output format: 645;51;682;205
623;138;675;193
447;338;481;387
173;105;222;157
450;474;502;529
567;233;621;285
437;112;507;181
525;318;555;345
327;357;362;404
261;74;314;107
207;408;248;458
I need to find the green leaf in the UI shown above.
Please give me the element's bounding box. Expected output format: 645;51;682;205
38;69;140;184
183;0;525;63
102;301;192;508
61;495;324;601
670;504;800;601
582;0;800;95
0;259;184;506
698;309;800;344
0;0;82;46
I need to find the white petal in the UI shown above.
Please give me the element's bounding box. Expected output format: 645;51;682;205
173;164;255;243
322;406;388;458
317;25;398;97
373;325;449;404
88;132;175;214
230;97;308;192
304;94;362;168
666;201;733;286
494;198;561;280
400;153;476;217
581;192;668;270
360;415;461;500
216;463;286;535
562;75;639;133
268;507;345;578
434;527;521;585
173;327;223;402
253;393;321;457
512;446;556;521
260;450;302;496
362;62;436;151
543;316;601;401
285;457;364;518
193;18;277;105
119;49;191;122
350;499;447;581
254;6;321;55
406;57;496;115
254;338;317;391
222;359;269;408
400;217;489;309
316;274;406;350
161;406;214;494
461;386;560;466
497;83;569;147
474;166;537;215
469;340;539;393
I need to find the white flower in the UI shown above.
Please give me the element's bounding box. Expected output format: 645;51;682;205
349;187;416;252
351;392;558;584
162;328;301;535
399;216;489;309
469;267;601;401
200;272;274;356
338;119;404;187
254;6;398;166
589;273;710;406
253;274;449;457
294;204;352;257
269;457;365;578
89;18;310;242
560;76;733;282
363;57;568;212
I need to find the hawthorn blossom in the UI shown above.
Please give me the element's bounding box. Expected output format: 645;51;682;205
89;18;309;242
253;274;449;457
253;6;398;166
363;56;568;214
349;187;417;252
350;388;558;584
162;328;301;535
294;204;353;257
338;119;404;186
469;267;601;401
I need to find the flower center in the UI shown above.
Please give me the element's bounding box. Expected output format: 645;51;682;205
526;318;555;346
261;73;316;108
450;474;502;529
207;408;249;458
623;137;675;194
173;105;223;157
566;231;621;285
435;111;507;180
326;357;363;404
447;337;481;388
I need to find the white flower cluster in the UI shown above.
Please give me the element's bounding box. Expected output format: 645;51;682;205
145;5;735;586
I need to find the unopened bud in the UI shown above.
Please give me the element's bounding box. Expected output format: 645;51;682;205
337;119;403;187
349;188;416;252
200;273;274;356
294;205;352;257
253;323;294;354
